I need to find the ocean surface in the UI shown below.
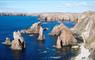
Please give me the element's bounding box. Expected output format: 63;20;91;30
0;16;76;60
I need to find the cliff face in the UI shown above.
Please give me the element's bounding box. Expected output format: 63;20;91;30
72;12;95;60
38;13;81;22
73;12;95;48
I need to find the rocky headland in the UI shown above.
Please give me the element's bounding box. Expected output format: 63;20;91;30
1;11;95;60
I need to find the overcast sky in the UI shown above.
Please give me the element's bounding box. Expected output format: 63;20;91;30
0;0;95;13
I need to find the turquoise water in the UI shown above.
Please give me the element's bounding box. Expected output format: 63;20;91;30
0;16;76;60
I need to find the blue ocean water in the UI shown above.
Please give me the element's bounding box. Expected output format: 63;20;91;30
0;16;76;60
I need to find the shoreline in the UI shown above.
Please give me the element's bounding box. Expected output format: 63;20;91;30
0;11;95;22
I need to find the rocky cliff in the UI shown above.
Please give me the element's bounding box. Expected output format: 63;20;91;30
72;11;95;60
38;12;81;22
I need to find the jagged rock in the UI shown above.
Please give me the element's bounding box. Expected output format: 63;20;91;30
49;23;65;36
50;23;77;48
22;22;44;35
23;22;46;40
13;31;24;42
11;31;25;50
57;24;77;47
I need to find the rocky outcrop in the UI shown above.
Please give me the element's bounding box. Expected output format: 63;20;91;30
72;12;95;48
21;22;45;40
49;23;77;48
22;22;41;34
11;31;25;50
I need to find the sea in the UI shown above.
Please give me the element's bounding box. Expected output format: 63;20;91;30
0;16;76;60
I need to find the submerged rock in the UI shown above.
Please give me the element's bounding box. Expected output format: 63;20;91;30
11;31;25;50
2;37;11;46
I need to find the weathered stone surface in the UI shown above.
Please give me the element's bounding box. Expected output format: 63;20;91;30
71;11;95;60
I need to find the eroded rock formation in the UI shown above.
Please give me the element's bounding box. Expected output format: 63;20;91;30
11;31;25;50
21;22;45;40
49;23;77;48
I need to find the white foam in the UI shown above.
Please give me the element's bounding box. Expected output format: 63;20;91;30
49;56;61;59
75;44;90;60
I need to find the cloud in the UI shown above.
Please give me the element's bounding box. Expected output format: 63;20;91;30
63;2;88;8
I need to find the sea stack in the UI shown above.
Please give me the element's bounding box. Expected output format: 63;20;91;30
38;26;45;40
50;23;77;48
37;22;45;40
11;31;25;50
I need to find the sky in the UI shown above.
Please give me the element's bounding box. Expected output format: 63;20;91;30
0;0;95;13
